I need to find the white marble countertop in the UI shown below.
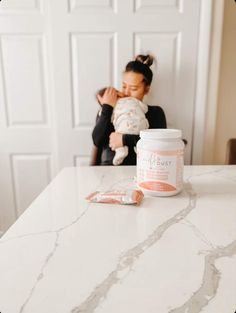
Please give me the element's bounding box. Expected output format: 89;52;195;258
1;166;236;313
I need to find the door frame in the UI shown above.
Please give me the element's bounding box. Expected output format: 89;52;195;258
192;0;225;164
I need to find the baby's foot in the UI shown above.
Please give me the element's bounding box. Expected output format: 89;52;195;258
113;146;128;165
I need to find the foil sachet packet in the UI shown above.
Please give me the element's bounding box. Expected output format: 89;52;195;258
86;189;144;205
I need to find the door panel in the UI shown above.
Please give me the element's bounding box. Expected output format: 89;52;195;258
71;32;116;128
1;35;48;126
11;154;51;216
0;0;53;231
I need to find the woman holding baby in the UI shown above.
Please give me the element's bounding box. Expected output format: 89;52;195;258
92;54;167;165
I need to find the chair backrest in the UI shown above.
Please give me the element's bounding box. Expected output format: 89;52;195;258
89;145;98;166
90;145;102;166
225;138;236;164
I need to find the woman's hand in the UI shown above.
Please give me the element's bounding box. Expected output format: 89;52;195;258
109;132;123;150
97;87;118;108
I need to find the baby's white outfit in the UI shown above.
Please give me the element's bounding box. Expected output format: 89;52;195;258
112;97;149;165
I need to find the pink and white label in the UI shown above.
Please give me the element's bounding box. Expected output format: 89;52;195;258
137;149;184;192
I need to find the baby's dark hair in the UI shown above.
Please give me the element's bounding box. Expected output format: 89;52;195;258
97;87;106;98
96;87;121;105
95;87;107;106
125;54;154;86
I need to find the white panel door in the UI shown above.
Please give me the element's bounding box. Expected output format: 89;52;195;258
0;0;204;231
0;0;54;231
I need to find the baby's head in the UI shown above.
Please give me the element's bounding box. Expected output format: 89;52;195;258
96;87;124;106
96;87;140;108
96;87;107;106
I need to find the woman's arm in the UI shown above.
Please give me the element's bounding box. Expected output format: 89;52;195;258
146;106;167;128
122;106;167;148
92;104;114;147
122;134;140;148
92;87;118;147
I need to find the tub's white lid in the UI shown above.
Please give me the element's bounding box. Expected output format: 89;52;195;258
140;128;182;139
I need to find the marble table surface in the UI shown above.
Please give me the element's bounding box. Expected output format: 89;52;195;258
0;166;236;313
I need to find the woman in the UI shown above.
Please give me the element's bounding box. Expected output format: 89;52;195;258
92;54;167;165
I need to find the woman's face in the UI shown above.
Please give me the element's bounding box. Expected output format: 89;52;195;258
122;71;150;101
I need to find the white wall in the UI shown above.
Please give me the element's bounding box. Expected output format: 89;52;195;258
203;0;236;164
214;0;236;164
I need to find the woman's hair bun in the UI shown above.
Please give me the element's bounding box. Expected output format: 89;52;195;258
125;54;154;85
135;54;154;67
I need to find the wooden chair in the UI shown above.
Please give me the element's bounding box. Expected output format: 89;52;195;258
225;138;236;165
89;145;102;166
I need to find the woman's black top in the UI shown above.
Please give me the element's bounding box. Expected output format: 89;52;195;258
92;103;167;165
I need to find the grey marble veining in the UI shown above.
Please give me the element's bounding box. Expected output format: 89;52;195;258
169;239;236;313
0;166;236;313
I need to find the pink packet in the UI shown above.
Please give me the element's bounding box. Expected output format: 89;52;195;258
86;189;144;205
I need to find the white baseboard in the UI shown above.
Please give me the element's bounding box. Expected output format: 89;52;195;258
0;231;3;238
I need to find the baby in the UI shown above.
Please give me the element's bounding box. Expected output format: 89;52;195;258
96;88;149;165
112;96;149;165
